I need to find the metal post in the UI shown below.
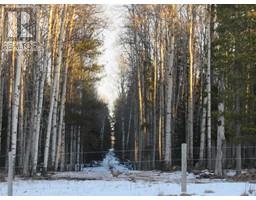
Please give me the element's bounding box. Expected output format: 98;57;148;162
8;151;13;196
181;143;187;194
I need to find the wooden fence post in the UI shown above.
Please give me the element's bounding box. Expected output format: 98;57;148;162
8;151;13;196
181;143;187;195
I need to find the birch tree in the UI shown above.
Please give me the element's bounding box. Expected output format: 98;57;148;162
187;4;194;165
55;7;75;170
215;100;225;176
43;5;67;174
165;5;176;168
11;50;24;173
0;6;5;153
32;6;53;175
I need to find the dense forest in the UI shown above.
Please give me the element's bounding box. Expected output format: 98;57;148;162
114;5;256;175
0;4;255;179
0;5;111;176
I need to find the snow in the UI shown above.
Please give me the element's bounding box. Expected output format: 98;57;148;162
101;149;130;173
53;168;197;183
0;152;255;196
53;150;131;180
0;179;255;196
225;170;237;177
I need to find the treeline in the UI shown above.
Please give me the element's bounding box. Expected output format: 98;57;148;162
0;5;111;176
114;5;256;175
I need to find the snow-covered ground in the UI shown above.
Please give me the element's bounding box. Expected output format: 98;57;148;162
0;167;255;196
0;151;255;196
0;178;255;196
52;167;197;183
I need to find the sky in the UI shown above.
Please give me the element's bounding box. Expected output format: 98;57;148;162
96;5;124;114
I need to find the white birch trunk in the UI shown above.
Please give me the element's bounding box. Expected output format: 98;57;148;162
152;19;158;169
55;50;70;170
60;122;65;171
18;61;24;168
55;8;74;170
165;11;175;167
31;62;40;174
32;7;53;174
5;48;15;171
29;6;41;175
11;51;23;173
159;39;165;163
215;102;225;176
32;50;47;175
50;79;59;167
43;5;66;173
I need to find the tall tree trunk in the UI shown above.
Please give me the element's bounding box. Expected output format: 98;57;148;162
54;56;68;170
215;102;225;176
43;5;67;174
235;95;241;174
187;4;194;166
50;10;64;167
32;63;46;175
126;102;133;150
0;70;3;154
199;95;207;167
55;8;75;170
11;51;23;174
159;30;165;165
137;55;143;170
121;115;125;160
6;47;15;171
133;79;139;168
23;114;33;175
152;18;158;169
32;6;53;175
50;88;59;168
17;61;24;170
31;60;40;174
165;7;175;168
76;126;80;165
0;6;5;153
73;126;77;168
206;5;212;170
60;122;65;171
70;125;74;169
